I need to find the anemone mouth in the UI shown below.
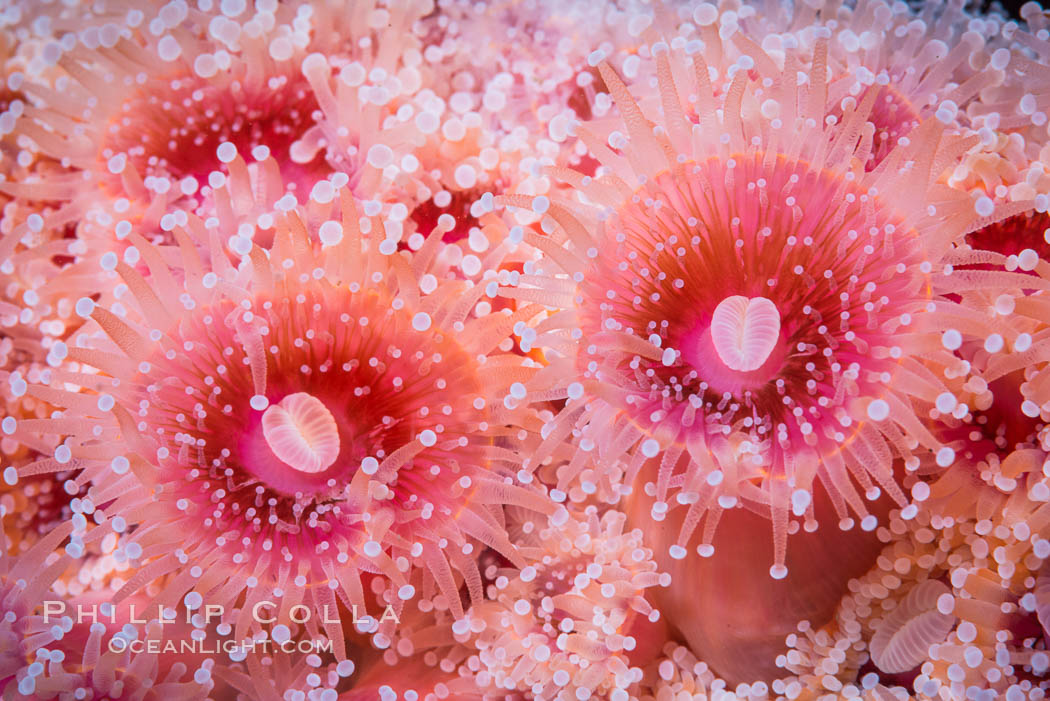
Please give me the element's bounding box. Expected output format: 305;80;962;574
260;392;341;474
707;295;782;372
681;319;787;395
578;153;932;459
240;390;351;495
101;66;327;195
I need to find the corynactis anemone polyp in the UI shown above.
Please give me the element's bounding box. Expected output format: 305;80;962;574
819;1;1002;171
13;0;431;223
1;538;188;700
499;36;1030;578
630;476;892;685
7;155;552;654
0;530;73;696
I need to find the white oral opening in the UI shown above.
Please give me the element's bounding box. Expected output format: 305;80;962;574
261;392;340;473
709;295;781;372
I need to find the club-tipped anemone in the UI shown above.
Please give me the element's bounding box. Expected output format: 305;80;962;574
816;1;1004;172
401;120;533;248
454;506;668;699
0;470;74;557
358;587;461;675
953;3;1050;204
8;156;554;650
633;643;726;700
951;127;1050;205
0;540;154;699
914;211;1050;473
295;4;438;200
328;596;492;700
204;621;363;701
496;29;1042;582
0;547;61;695
0;196;82;374
17;623;215;700
8;0;433;224
966;211;1050;262
929;370;1044;477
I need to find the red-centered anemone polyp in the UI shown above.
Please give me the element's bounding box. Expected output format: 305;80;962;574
103;60;325;195
821;6;997;171
496;35;1043;581
12;0;432;223
8;156;552;656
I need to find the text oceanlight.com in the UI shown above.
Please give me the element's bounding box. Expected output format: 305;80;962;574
107;638;335;655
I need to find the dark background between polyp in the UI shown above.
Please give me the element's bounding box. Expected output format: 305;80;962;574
985;0;1043;21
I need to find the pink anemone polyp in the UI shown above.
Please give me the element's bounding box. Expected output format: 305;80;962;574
11;0;433;225
139;279;492;504
562;151;936;573
845;84;924;171
580;151;930;471
101;65;327;199
457;507;667;699
497;36;1039;580
9;159;551;646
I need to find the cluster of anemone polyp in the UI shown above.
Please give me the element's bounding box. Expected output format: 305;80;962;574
5;0;1050;699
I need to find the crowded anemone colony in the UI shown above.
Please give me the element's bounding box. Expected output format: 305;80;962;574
3;0;1050;698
